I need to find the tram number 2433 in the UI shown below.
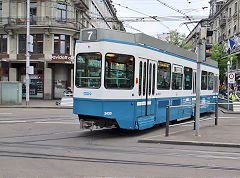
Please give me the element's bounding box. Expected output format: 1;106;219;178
104;112;113;116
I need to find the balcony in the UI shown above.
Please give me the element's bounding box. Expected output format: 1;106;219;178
72;0;89;11
5;17;85;31
219;18;226;27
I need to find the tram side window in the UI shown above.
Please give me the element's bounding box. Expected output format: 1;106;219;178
208;72;214;90
184;67;192;90
143;62;146;96
139;62;142;96
75;53;102;88
201;71;208;90
172;65;183;90
105;53;135;89
152;64;156;95
157;61;171;90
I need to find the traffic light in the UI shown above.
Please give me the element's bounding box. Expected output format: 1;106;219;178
205;43;212;58
201;42;212;61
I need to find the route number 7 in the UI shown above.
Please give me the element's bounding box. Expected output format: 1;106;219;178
88;31;93;40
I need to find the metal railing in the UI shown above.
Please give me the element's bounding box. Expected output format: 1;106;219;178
165;103;219;137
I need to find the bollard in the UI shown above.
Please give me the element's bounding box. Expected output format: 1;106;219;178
165;105;170;137
215;102;218;126
194;104;196;130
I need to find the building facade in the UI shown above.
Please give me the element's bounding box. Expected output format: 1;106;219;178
209;0;240;82
187;0;240;84
0;0;124;99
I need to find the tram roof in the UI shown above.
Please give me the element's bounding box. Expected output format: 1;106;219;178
80;28;218;68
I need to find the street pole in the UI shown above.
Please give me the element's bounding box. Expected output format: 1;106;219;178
26;0;30;106
227;60;230;111
195;39;202;136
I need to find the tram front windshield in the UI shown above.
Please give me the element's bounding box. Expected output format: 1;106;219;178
75;52;134;90
75;53;102;88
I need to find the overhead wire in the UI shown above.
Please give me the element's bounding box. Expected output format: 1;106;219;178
112;2;171;31
155;0;196;32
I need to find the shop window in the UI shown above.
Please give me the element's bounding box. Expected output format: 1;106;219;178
57;3;67;22
157;61;171;90
0;34;7;53
54;35;70;54
105;53;135;89
18;34;43;54
201;71;208;90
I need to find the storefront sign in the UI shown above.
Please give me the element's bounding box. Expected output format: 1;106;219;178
52;54;74;61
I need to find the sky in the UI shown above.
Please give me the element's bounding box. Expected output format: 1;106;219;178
111;0;210;37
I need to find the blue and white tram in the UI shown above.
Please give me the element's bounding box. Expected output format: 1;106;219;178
73;28;219;130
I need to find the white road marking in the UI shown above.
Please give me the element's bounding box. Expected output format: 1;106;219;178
0;113;13;115
35;121;78;125
0;120;78;125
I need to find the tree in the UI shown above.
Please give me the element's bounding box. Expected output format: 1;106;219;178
210;43;237;84
169;30;192;50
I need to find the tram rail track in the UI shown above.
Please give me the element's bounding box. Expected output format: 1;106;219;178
0;150;239;172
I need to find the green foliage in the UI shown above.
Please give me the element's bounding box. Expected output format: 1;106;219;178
169;30;192;50
210;43;237;83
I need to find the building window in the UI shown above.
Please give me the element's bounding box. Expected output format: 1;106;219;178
229;8;232;17
19;34;43;54
54;35;70;54
57;4;67;21
235;2;237;12
30;2;37;25
0;2;2;22
0;35;7;53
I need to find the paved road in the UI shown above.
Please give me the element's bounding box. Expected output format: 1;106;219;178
0;108;240;177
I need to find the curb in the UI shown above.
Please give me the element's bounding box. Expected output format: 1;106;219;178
220;109;240;114
138;139;240;148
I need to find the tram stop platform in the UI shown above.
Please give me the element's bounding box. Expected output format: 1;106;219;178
139;113;240;148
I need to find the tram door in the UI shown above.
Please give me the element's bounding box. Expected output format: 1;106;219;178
138;58;157;117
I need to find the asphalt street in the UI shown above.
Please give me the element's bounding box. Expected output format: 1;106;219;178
0;107;240;177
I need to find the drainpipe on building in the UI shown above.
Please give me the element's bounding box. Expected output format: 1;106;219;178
238;0;239;35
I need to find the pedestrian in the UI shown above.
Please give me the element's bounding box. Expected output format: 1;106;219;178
229;91;239;101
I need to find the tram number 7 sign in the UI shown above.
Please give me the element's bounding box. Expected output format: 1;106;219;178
228;73;235;84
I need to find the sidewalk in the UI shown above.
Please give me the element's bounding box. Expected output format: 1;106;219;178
139;116;240;148
0;99;72;109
